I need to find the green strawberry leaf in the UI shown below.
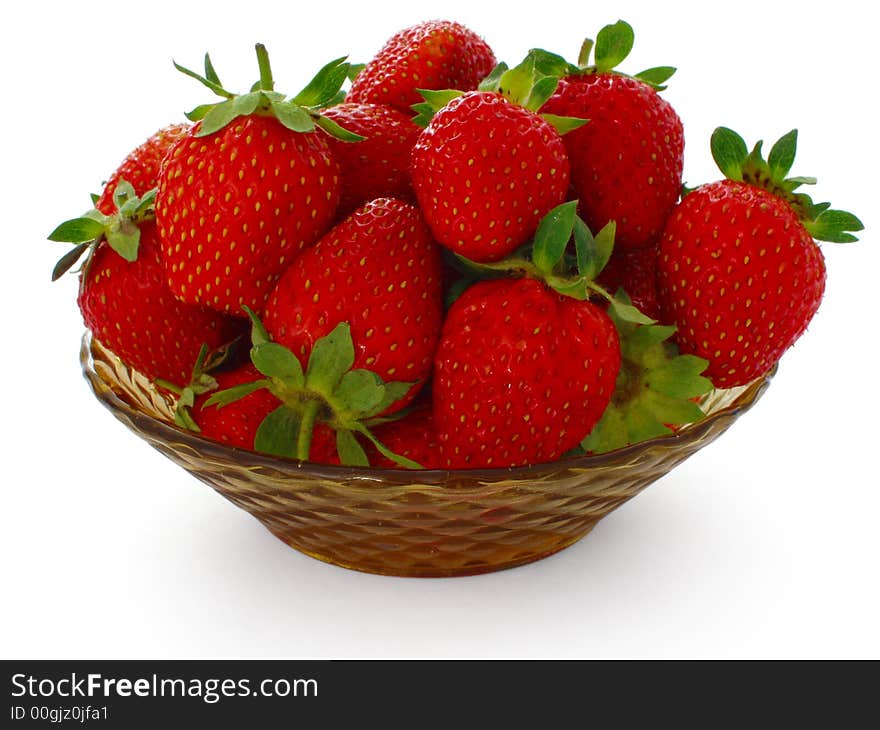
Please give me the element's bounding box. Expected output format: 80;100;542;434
478;62;508;92
573;217;593;277
594;20;635;73
48;217;106;243
572;218;615;281
363;381;413;419
649;355;714;400
412;89;464;127
353;424;423;470
254;404;301;458
243;306;271;346
767;129;798;181
608;296;655;325
526;48;580;78
314;114;365;142
711;127;748;181
51;242;91;281
185;103;215;122
292;56;350;108
270;100;315;133
251;342;305;388
203;52;222;87
581;293;712;454
305;322;355;395
203;378;271;408
803;208;864;243
633;66;676;90
197;99;242;137
540;113;589;135
347;63;365;82
334;369;386;415
532;200;579;275
173;58;234;99
105;219;140;262
335;429;370;467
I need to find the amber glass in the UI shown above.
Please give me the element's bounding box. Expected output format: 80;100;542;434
81;333;773;577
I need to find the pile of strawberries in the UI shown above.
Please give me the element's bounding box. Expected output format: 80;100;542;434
52;19;862;470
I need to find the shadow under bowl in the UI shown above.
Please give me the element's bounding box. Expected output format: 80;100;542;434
81;333;773;578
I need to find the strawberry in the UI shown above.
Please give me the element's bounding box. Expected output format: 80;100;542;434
155;47;360;316
203;312;424;468
320;102;421;215
539;21;684;251
188;363;279;448
433;203;634;468
596;245;663;322
656;128;862;388
369;405;441;469
95;123;190;215
410;89;571;263
347;20;496;115
579;292;712;454
50;183;243;386
173;359;340;463
435;276;620;468
264;197;443;412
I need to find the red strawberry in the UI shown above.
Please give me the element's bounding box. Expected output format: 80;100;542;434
410;90;570;262
434;276;620;468
656;128;862;388
320;102;421;215
264;197;443;412
597;245;662;322
190;362;341;462
51;185;243;386
154;47;357;316
540;21;684;251
347;20;496;115
191;363;278;448
96;123;190;215
199;314;426;468
370;406;441;469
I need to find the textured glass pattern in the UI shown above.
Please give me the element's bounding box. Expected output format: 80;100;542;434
81;333;773;577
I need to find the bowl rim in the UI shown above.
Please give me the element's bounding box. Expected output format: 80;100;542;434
80;331;774;484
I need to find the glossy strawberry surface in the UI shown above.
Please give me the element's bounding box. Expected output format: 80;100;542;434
347;20;496;114
597;244;663;322
79;222;243;386
543;74;683;251
264;198;443;412
434;277;621;468
320;102;421;215
370;406;441;469
411;91;570;262
656;180;826;387
155;116;341;316
96;123;190;215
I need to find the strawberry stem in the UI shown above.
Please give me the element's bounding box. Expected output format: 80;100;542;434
296;399;320;461
255;43;274;91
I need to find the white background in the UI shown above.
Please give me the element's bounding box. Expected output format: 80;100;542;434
2;0;877;658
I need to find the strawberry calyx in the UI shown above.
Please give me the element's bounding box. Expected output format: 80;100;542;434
157;339;242;431
710;127;863;243
577;292;713;454
451;201;654;325
203;308;422;468
175;44;364;142
522;20;676;91
48;180;155;281
412;51;587;135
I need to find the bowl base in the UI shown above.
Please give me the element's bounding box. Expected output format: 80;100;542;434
264;522;596;578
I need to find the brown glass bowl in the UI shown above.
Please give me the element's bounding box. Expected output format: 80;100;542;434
81;332;773;578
